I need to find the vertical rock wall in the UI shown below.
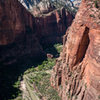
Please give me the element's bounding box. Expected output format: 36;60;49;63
0;0;44;65
51;0;100;100
35;8;73;45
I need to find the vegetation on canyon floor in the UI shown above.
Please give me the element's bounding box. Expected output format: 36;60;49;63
0;43;62;100
23;69;61;100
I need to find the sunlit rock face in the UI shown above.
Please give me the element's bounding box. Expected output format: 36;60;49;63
51;0;100;100
0;0;44;65
19;0;81;16
19;0;55;11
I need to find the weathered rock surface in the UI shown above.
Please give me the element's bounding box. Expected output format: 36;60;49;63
19;0;80;16
31;0;55;16
0;0;74;65
35;8;73;45
0;0;44;65
51;0;100;100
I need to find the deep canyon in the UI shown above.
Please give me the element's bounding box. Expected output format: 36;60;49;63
0;0;100;100
51;0;100;100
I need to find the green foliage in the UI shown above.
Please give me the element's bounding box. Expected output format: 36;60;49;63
13;96;22;100
54;43;63;54
65;81;68;85
98;95;100;99
28;72;61;100
3;43;63;100
24;66;36;74
89;14;95;18
22;43;63;99
44;43;63;57
37;58;56;71
85;83;87;90
94;0;99;8
13;81;20;88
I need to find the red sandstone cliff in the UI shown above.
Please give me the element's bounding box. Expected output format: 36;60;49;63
51;0;100;100
35;8;73;45
0;0;44;65
0;0;73;65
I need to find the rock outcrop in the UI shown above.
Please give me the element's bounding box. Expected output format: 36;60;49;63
31;0;55;16
0;0;44;65
19;0;80;16
51;0;100;100
72;0;81;8
35;8;73;45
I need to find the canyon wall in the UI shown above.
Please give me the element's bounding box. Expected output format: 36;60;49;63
51;0;100;100
0;0;74;65
35;8;73;45
0;0;44;65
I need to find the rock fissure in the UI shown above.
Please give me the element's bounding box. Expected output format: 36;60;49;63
75;27;90;65
51;0;100;100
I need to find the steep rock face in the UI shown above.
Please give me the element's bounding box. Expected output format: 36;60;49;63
35;8;73;45
31;0;55;16
19;0;55;15
0;0;44;65
19;0;80;16
51;0;100;100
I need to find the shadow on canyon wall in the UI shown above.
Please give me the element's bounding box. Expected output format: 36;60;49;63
0;42;61;100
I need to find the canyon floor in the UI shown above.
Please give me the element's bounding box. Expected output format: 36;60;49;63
0;43;63;100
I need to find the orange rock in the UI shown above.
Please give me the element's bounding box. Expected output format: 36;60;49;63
51;0;100;100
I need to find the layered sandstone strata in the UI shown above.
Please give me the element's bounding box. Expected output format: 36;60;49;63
0;0;44;65
35;8;73;45
0;0;73;65
51;0;100;100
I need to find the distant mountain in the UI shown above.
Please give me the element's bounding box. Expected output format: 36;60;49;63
19;0;81;16
72;0;81;8
19;0;81;9
19;0;41;9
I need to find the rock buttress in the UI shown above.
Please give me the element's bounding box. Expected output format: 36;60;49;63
51;0;100;100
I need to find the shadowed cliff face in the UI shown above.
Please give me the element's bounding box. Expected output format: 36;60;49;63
0;0;44;99
0;0;44;66
0;0;74;65
51;0;100;100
